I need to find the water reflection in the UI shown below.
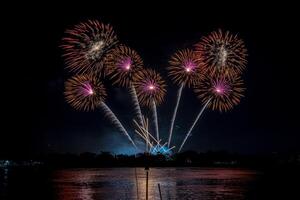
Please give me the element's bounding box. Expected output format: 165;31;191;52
53;168;258;200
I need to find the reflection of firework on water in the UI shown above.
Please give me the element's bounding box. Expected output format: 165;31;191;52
195;29;247;76
104;45;143;87
134;69;166;107
195;74;245;112
168;49;204;87
61;20;118;74
64;74;106;111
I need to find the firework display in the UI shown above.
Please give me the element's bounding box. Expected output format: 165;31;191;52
64;74;106;111
195;74;245;112
134;69;167;107
104;45;143;87
62;20;248;154
168;49;204;87
167;49;205;147
61;20;118;74
195;29;247;76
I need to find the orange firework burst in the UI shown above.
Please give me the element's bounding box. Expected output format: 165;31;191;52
104;45;143;87
65;74;107;111
194;73;245;112
134;69;167;107
167;49;205;87
61;20;118;74
195;29;247;76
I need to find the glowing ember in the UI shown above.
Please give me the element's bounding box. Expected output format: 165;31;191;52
215;87;223;94
81;82;95;96
119;57;132;71
88;89;94;95
184;61;196;73
148;85;155;90
125;64;131;70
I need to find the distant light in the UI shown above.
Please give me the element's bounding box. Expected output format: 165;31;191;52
186;67;191;72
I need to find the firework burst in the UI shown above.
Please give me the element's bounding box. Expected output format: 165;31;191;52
61;20;118;74
134;69;166;107
64;74;107;111
104;45;143;87
195;29;247;76
195;73;245;112
168;49;204;87
167;49;205;147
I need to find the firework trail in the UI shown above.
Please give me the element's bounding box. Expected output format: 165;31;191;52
167;49;204;147
134;69;166;141
178;97;212;152
130;85;144;126
100;102;138;150
167;83;183;147
152;100;160;140
134;120;159;144
104;45;144;125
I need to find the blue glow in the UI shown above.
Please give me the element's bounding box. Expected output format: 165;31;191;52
150;144;172;155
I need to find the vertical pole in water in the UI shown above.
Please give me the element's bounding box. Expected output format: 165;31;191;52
146;170;149;200
135;167;139;200
145;152;150;200
158;183;163;200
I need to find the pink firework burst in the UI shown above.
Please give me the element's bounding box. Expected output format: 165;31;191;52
64;74;107;111
168;49;204;87
119;57;132;71
195;74;245;112
104;45;143;87
212;78;231;96
134;69;166;107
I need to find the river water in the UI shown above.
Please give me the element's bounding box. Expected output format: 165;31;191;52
1;167;298;199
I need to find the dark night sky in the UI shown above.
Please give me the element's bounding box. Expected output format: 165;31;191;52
2;2;299;157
